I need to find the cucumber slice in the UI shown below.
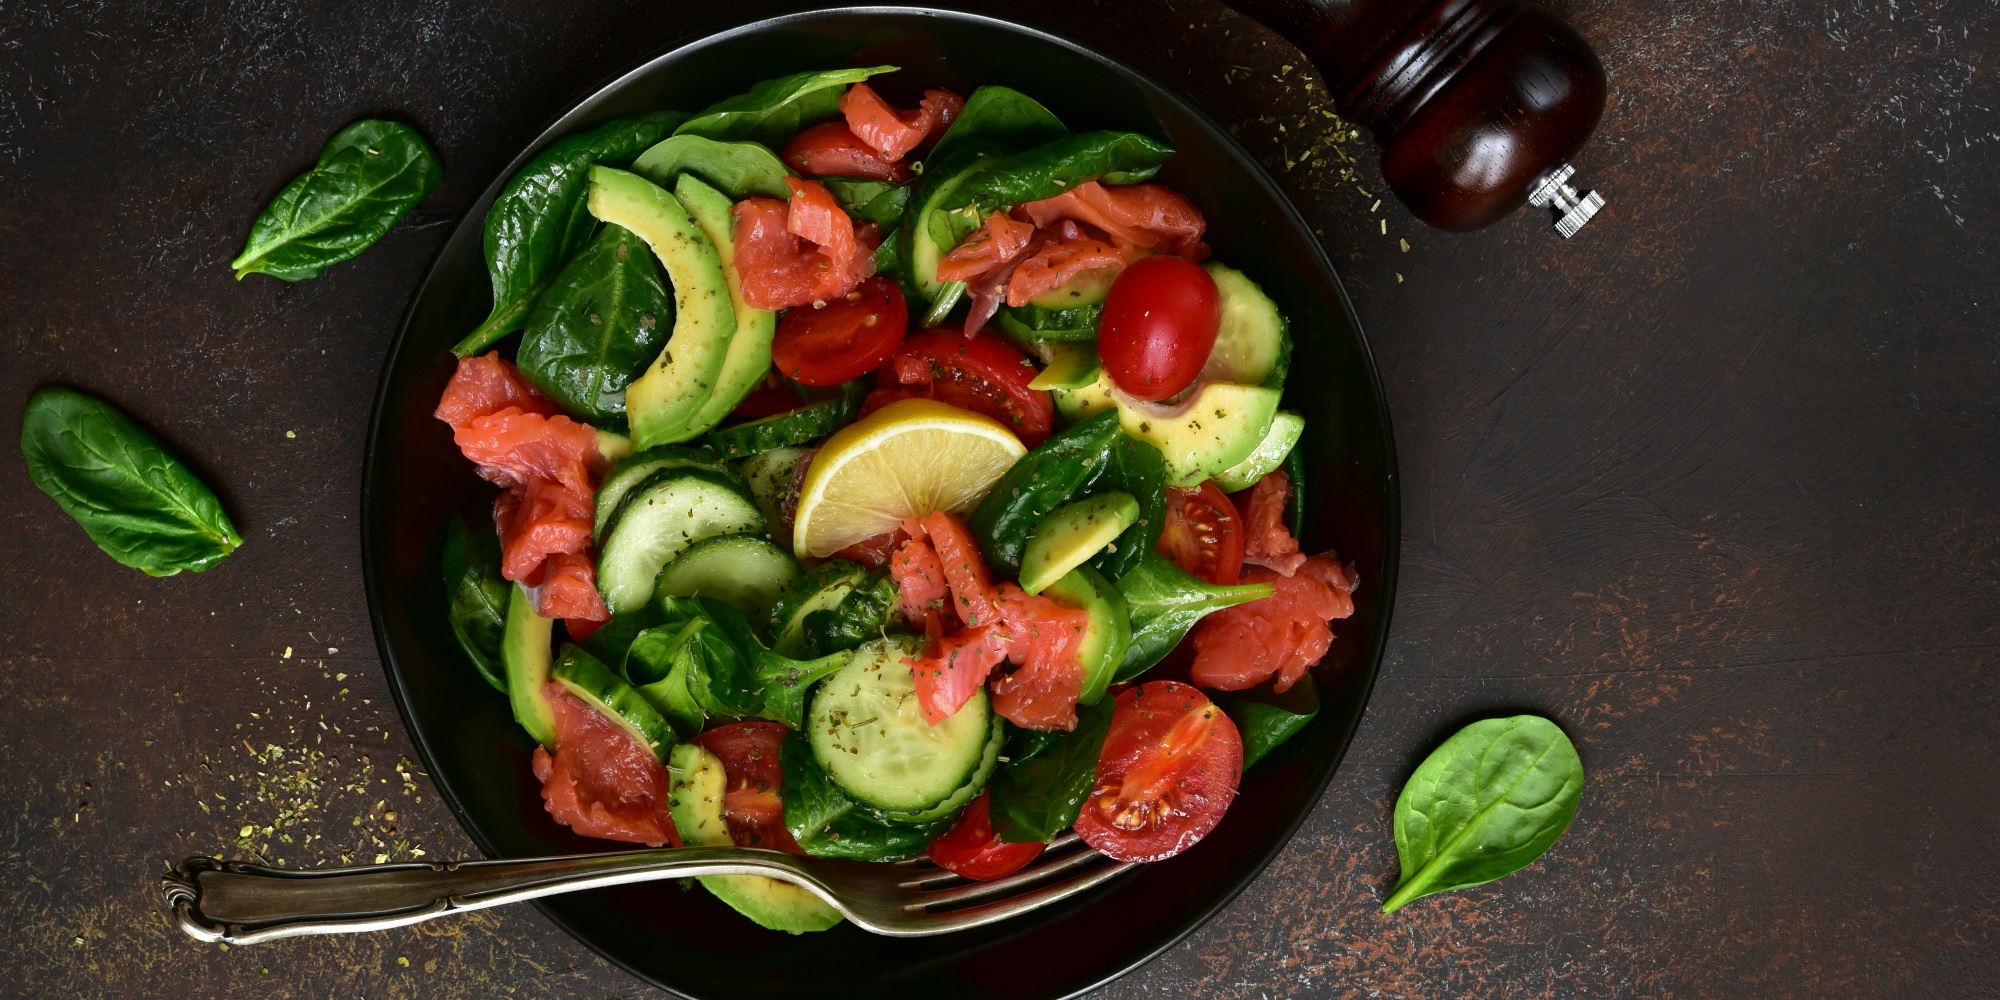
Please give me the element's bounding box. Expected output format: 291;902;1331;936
551;644;674;761
593;445;728;539
767;559;869;657
704;380;867;459
667;743;845;934
1019;491;1139;595
809;637;994;813
738;446;806;531
879;715;1006;824
654;534;800;620
997;302;1101;343
502;584;557;748
1039;566;1131;707
1210;411;1305;493
596;467;764;614
1200;263;1290;387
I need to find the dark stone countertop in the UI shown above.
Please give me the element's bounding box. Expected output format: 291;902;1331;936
3;0;1995;996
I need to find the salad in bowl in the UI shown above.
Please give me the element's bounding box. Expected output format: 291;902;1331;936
434;64;1359;935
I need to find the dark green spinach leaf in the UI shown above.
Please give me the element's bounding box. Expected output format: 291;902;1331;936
1384;715;1584;912
924;85;1068;167
821;178;911;227
752;650;848;730
515;223;672;422
21;387;242;576
938;131;1174;221
442;513;509;692
802;571;899;655
1283;443;1307;541
781;730;944;861
1115;553;1272;679
676;66;896;147
970;410;1123;577
630;134;794;199
454;112;684;356
988;696;1115;843
579;603;669;670
231;120;441;282
1216;674;1319;771
1085;433;1167;580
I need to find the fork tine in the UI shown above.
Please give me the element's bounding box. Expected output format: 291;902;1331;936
910;860;1137;933
897;829;1094;891
909;840;1109;909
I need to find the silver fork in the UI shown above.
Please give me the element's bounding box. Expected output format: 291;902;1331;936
161;832;1134;943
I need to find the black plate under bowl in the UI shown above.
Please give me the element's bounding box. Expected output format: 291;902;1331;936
361;7;1398;998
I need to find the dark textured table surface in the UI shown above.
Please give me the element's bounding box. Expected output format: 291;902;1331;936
5;0;1996;997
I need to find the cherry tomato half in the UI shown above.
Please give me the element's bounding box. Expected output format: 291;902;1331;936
780;121;911;183
926;789;1045;880
884;329;1053;446
1096;255;1221;401
771;277;909;387
1156;482;1246;585
1073;680;1242;863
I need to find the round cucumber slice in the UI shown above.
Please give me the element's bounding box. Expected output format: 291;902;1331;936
593;445;728;539
879;715;1006;824
809;637;994;813
653;534;800;620
596;467;763;615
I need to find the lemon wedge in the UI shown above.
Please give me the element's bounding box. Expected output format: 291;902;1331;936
792;399;1027;558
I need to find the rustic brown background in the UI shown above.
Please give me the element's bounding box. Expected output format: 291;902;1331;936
4;0;1996;996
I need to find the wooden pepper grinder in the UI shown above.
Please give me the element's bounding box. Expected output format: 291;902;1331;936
1228;0;1608;236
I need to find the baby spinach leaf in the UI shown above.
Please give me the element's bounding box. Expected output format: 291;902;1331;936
802;571;899;656
579;603;669;669
1384;715;1584;913
1114;554;1273;680
630;134;794;199
1086;433;1167;580
20;387;242;576
1216;674;1319;771
625;620;709;737
442;513;510;692
677;66;897;148
515;223;672;423
924;85;1068;168
231;119;441;282
821;178;910;227
455;112;685;356
752;650;848;730
970;410;1124;576
781;730;944;861
988;696;1115;843
939;131;1174;221
1282;444;1307;541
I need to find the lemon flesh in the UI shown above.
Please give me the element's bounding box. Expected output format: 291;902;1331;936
792;399;1027;558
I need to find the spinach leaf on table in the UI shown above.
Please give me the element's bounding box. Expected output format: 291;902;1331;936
231;120;441;282
924;85;1068;168
781;730;944;861
630;134;794;199
454;112;685;356
676;66;897;148
987;695;1115;843
1216;674;1319;771
515;223;672;423
20;387;242;576
1114;553;1272;680
442;513;510;692
1384;715;1584;913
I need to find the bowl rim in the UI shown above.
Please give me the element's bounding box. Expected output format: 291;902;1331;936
361;6;1401;997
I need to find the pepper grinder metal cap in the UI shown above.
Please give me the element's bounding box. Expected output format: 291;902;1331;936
1527;164;1605;238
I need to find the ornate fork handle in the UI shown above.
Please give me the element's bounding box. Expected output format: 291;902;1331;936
161;847;828;945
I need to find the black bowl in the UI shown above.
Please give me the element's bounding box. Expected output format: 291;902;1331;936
361;7;1399;998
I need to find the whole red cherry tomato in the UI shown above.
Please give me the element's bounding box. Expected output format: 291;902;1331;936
1096;255;1221;401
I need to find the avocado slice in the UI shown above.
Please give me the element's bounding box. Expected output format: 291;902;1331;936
1026;264;1120;309
674;173;778;438
1039;566;1131;706
586;166;735;448
666;743;844;934
1019;491;1139;595
550;644;675;761
1025;342;1101;391
502;584;558;748
1210;410;1304;493
1054;375;1282;487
